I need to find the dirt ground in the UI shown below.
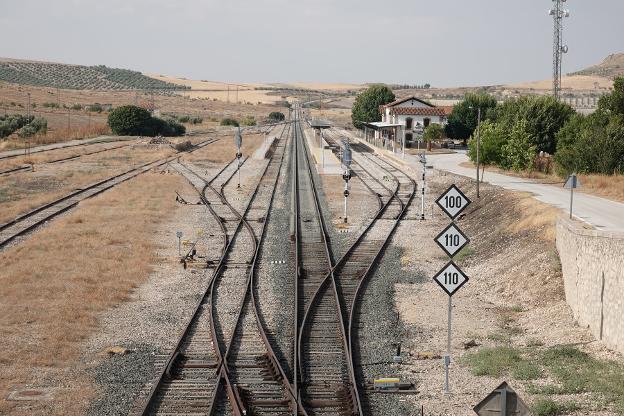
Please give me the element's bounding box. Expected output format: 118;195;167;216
185;131;268;164
0;171;188;415
389;169;624;415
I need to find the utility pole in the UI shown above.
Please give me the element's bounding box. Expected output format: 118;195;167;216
26;93;31;120
420;153;427;220
549;0;570;100
67;107;71;131
476;107;481;198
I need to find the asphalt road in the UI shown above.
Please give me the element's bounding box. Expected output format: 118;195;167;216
403;151;624;233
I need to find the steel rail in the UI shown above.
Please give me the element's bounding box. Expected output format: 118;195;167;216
138;123;292;415
309;127;416;411
219;122;308;415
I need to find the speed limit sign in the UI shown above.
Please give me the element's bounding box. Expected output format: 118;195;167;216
436;184;471;220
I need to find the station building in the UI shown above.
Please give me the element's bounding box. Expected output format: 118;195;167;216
361;96;453;151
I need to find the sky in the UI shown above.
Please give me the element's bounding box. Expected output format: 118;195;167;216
0;0;623;87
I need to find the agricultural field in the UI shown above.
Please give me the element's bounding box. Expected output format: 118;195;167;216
0;59;188;91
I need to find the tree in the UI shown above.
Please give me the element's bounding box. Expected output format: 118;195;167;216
423;123;443;150
555;111;624;175
492;96;573;154
445;93;497;143
351;84;395;129
598;76;624;116
108;105;152;135
268;111;285;122
500;120;536;171
468;120;506;167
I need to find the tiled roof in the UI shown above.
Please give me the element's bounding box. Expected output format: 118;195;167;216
383;96;434;108
438;105;455;116
389;107;447;116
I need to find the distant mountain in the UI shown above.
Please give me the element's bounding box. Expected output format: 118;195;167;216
569;53;624;79
0;58;189;91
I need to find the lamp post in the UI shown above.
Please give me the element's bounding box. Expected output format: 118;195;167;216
469;106;482;198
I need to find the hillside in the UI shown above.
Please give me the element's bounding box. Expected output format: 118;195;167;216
0;58;189;91
569;53;624;79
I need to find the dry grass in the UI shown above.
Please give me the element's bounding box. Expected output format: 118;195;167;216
0;171;185;415
186;133;264;163
506;192;560;241
0;141;128;171
506;74;613;90
0;146;174;224
577;173;624;203
0;124;111;152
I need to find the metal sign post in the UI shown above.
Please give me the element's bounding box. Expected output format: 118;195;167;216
176;231;183;256
563;173;580;219
434;184;472;394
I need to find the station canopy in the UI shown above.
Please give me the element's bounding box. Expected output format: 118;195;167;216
309;119;332;129
362;122;402;130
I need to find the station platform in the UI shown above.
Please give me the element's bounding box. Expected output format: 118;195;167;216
252;136;277;159
303;128;343;175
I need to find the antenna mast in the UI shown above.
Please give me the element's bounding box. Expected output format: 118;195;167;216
549;0;570;100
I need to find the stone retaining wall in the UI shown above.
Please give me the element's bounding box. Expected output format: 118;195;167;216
556;217;624;353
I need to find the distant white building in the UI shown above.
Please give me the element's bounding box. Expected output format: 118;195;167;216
379;96;453;147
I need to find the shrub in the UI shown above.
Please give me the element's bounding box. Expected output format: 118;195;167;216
268;111;285;122
178;115;190;123
532;398;563;416
221;118;239;127
88;103;103;113
108;105;152;135
189;116;203;124
17;124;37;138
174;140;194;152
0;114;34;138
240;116;256;126
161;118;186;136
71;103;82;110
29;117;47;135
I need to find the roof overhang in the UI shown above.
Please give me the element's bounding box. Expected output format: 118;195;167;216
309;119;332;129
362;122;402;130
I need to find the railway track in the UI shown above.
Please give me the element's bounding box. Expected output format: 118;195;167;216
0;138;217;249
138;122;298;415
323;129;416;411
292;114;360;416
